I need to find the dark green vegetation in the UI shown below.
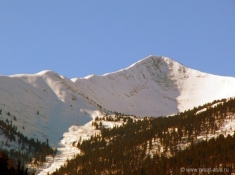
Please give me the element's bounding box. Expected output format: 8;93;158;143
0;110;57;172
53;98;235;175
0;150;31;175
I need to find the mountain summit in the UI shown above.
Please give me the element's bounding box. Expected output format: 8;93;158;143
1;56;235;143
72;55;235;117
1;55;235;174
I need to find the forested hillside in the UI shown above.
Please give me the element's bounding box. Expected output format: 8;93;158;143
54;98;235;175
0;150;32;175
2;56;235;174
0;109;56;174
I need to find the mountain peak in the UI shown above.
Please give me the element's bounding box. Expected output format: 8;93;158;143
5;55;235;118
1;55;235;174
73;55;235;117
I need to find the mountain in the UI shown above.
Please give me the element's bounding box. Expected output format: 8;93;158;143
72;55;235;116
55;97;235;175
1;55;235;174
0;70;97;146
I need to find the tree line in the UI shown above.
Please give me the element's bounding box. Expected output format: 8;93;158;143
52;98;235;174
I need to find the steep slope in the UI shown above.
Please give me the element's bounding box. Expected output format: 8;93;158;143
72;56;235;117
1;55;235;174
2;55;233;143
0;71;105;174
0;70;97;146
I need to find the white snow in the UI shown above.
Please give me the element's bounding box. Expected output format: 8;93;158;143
1;55;235;174
37;110;103;174
72;56;235;117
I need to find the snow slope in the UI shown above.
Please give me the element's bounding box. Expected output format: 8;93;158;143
72;55;235;117
1;55;235;144
1;55;235;174
0;70;97;146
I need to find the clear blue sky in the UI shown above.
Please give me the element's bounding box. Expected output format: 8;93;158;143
0;1;234;78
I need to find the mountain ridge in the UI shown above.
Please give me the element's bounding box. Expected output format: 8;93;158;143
72;55;235;116
2;55;235;119
1;55;235;174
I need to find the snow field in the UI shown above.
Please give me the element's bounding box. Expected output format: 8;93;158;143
1;56;235;173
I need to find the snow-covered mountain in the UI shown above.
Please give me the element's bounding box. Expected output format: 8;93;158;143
1;55;235;174
1;55;235;141
0;70;98;146
73;56;235;117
